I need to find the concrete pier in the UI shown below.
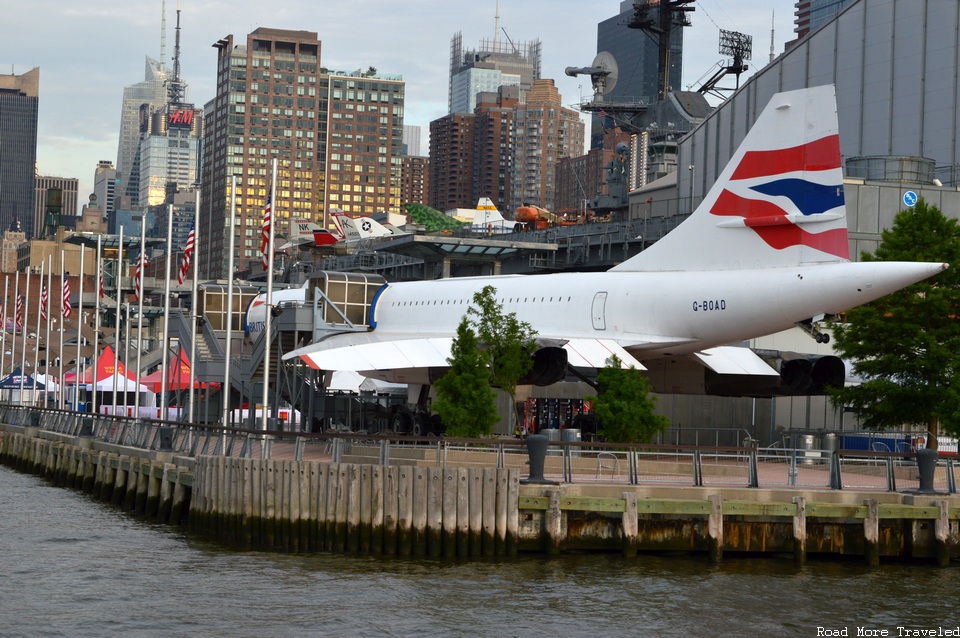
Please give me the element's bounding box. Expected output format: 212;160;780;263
2;422;960;563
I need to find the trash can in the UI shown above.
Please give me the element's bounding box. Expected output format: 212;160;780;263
795;433;817;465
543;428;561;443
562;428;581;457
821;432;839;459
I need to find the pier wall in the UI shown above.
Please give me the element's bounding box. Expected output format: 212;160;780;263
3;422;959;564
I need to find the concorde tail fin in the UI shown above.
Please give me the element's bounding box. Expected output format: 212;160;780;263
612;85;850;272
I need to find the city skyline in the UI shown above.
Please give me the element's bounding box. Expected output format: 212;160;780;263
4;0;795;215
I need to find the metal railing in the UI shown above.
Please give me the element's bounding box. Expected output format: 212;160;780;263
2;405;956;494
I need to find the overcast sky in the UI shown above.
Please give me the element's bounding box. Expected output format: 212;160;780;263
3;0;796;213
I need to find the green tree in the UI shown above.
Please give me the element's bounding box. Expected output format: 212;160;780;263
829;199;960;448
432;317;499;438
467;285;537;432
586;356;669;443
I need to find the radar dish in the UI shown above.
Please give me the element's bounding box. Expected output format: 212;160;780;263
593;51;618;96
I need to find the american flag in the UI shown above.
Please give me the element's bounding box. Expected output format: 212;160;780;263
40;282;48;321
260;190;272;271
15;291;22;329
62;278;72;318
178;224;195;285
134;250;148;302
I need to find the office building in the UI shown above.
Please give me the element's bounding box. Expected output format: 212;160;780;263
116;57;168;208
0;68;40;238
34;175;79;239
93;161;119;225
449;31;541;114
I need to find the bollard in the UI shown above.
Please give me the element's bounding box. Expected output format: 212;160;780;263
520;434;558;485
915;448;940;494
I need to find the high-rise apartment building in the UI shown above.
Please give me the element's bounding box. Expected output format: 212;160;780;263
400;155;429;207
0;68;40;238
509;79;584;211
34;175;79;238
428;114;475;212
321;70;405;218
200;27;405;277
449;31;541;114
473;86;520;210
116;57;168;207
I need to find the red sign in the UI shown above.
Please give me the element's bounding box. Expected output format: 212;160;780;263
168;108;194;127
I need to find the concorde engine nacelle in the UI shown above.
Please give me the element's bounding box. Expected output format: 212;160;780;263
517;347;569;387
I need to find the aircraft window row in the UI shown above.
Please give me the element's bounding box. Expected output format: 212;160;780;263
392;296;572;306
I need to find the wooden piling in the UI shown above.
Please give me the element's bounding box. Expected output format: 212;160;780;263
936;500;951;567
456;468;470;558
622;491;638;558
396;468;414;556
412;467;428;556
426;466;443;558
346;464;361;554
370;465;385;554
442;468;458;558
792;496;807;564
382;466;399;555
469;468;483;556
545;489;563;555
864;498;880;566
708;494;723;563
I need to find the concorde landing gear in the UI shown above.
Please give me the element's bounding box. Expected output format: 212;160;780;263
796;316;832;344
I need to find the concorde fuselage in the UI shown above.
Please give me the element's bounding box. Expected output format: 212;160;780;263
368;260;946;358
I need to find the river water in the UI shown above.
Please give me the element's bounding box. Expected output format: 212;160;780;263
1;465;957;637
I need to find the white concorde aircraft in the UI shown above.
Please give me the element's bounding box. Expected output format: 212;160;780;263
282;85;947;391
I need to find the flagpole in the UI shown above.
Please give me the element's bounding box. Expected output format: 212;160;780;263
1;276;8;377
19;268;30;404
45;257;52;403
56;259;64;409
123;302;131;416
75;248;84;413
222;176;237;431
160;204;173;420
112;228;123;416
92;236;102;416
30;262;44;403
10;270;20;388
188;190;200;424
261;158;277;432
135;220;146;417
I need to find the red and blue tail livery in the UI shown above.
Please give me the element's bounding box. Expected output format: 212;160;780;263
613;85;850;272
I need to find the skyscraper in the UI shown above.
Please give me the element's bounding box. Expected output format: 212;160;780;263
137;3;202;208
200;27;405;277
116;57;168;208
0;68;40;237
448;31;541;115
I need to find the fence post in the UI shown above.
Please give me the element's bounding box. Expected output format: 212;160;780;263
829;452;843;490
748;449;759;488
885;457;897;492
947;460;956;494
693;449;703;487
